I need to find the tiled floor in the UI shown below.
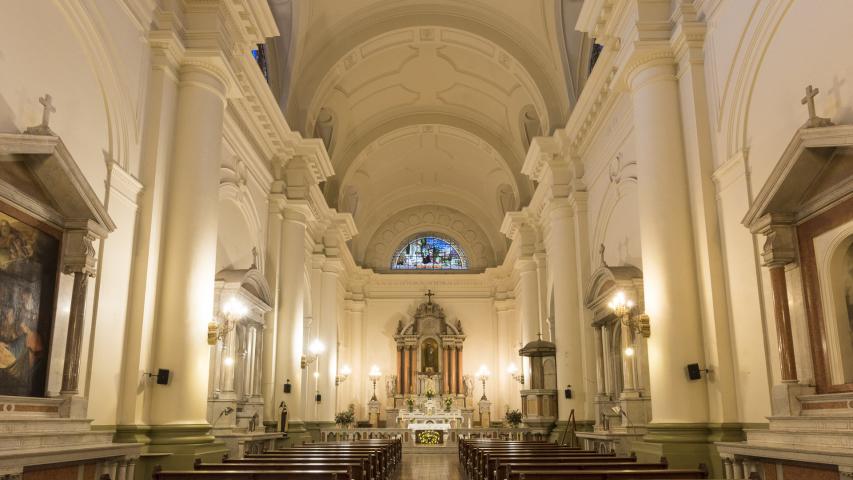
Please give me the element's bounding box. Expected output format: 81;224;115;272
393;453;465;480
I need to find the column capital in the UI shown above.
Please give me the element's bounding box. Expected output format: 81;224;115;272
752;213;798;267
178;59;230;101
500;210;540;255
622;44;677;91
61;229;100;277
322;257;345;275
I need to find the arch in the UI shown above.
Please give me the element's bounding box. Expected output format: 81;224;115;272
218;181;265;271
328;112;530;208
390;234;468;271
288;7;567;132
362;204;497;271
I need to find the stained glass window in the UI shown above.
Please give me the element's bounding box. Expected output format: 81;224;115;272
251;44;269;82
391;235;467;271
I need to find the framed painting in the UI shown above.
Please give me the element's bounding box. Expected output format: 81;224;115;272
0;201;60;397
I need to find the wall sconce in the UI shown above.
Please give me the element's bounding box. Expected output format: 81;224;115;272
301;338;326;369
207;297;248;346
506;362;524;385
336;364;352;386
476;364;491;401
608;291;650;338
368;365;382;401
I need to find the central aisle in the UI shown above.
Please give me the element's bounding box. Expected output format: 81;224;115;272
393;453;464;480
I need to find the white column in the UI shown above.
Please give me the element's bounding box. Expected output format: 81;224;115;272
220;327;237;397
272;208;308;429
117;39;179;431
346;297;365;418
547;201;585;419
317;258;341;421
149;64;226;430
628;57;709;423
262;207;282;426
517;258;540;345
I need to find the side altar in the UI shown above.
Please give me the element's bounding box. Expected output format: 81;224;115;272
384;296;476;427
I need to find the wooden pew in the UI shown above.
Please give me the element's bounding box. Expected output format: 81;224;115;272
493;463;666;480
507;468;707;480
213;460;366;480
153;467;350;479
489;458;641;480
472;448;611;479
250;451;383;479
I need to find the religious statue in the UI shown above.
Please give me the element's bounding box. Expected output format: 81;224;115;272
278;401;288;433
385;375;397;398
462;374;474;398
422;340;438;373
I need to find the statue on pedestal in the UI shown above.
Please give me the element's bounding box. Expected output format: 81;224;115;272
279;401;288;433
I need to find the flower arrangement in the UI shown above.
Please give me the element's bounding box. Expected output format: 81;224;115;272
334;409;355;428
406;397;415;412
425;386;435;399
443;396;454;412
416;429;442;445
505;409;523;428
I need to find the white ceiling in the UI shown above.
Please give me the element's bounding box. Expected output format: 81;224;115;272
270;0;583;270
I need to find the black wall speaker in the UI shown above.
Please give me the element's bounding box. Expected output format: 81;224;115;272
686;363;702;380
283;379;292;393
156;369;171;385
564;385;573;399
315;393;322;402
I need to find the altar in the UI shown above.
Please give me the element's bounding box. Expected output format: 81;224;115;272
398;409;465;428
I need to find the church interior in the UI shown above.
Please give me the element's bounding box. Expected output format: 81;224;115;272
0;0;852;479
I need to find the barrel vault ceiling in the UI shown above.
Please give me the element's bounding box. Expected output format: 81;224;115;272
268;0;585;271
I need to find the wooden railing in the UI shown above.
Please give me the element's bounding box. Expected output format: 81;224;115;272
319;427;544;446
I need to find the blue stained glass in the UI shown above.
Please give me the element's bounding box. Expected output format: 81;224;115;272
391;235;467;271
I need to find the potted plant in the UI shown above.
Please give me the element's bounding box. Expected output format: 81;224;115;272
334;409;355;429
505;409;523;428
443;396;454;412
406;397;415;412
425;386;435;400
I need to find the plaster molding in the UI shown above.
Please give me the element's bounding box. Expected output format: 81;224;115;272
363;205;496;272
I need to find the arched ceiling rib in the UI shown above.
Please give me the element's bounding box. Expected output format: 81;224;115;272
273;0;577;269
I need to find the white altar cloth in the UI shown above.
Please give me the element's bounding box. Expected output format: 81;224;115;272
408;423;451;431
398;410;463;425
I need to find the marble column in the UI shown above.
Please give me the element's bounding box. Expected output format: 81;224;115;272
317;258;341;421
60;269;92;395
769;265;797;382
456;346;463;394
517;258;541;345
272;207;308;432
397;347;405;395
619;322;636;394
149;64;227;436
547;200;585;419
448;345;456;395
628;56;709;422
602;324;613;396
593;326;605;396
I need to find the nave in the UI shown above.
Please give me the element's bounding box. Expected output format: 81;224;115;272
148;437;711;480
